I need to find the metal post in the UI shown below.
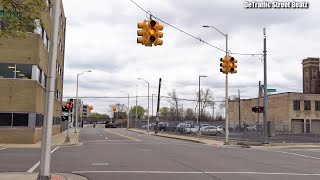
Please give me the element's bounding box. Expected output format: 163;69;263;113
135;85;137;128
257;81;261;138
147;82;150;133
127;94;130;128
238;89;241;133
152;94;154;120
225;34;229;145
75;74;79;133
198;76;201;125
38;0;61;179
212;101;214;121
263;28;268;143
155;78;162;134
65;107;71;142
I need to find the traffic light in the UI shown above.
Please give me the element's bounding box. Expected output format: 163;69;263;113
137;20;148;46
252;106;264;113
66;102;73;109
137;19;164;47
89;106;93;110
62;116;68;121
220;56;229;74
152;20;164;46
229;56;238;74
112;106;117;111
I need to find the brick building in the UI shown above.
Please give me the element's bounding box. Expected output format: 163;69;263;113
0;2;66;143
302;57;320;94
228;92;320;134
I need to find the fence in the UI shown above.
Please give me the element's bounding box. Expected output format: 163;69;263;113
134;120;320;144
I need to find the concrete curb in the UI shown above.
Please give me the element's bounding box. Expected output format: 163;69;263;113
0;172;88;180
151;134;205;144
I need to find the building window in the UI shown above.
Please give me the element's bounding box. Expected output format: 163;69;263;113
304;101;311;110
0;63;32;79
0;63;15;78
13;113;29;126
312;69;318;79
0;113;28;127
293;100;300;111
36;114;44;127
315;101;320;111
0;113;13;126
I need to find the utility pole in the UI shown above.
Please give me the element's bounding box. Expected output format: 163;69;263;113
263;28;268;143
212;102;214;121
238;89;241;133
257;81;261;138
135;85;137;128
155;78;162;134
38;0;61;179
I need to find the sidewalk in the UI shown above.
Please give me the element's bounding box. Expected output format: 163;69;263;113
0;128;80;148
128;128;320;149
0;172;87;180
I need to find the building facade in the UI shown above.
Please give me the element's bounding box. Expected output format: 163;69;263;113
302;57;320;94
0;2;66;143
82;104;92;118
228;92;320;134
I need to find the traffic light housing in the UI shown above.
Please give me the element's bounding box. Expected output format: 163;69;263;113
137;20;148;46
220;56;229;74
152;20;164;46
252;106;264;113
137;19;164;47
229;56;238;74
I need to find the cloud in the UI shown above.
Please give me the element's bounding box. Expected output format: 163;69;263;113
61;0;320;114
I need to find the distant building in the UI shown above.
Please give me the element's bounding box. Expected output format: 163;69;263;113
228;92;320;134
302;57;320;94
82;104;92;118
0;2;66;143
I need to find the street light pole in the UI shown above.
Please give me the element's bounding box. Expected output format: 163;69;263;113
198;75;207;125
38;0;61;179
152;94;156;120
75;70;91;133
202;25;229;144
138;78;150;133
120;91;130;129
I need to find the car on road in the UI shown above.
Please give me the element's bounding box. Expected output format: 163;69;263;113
201;126;224;136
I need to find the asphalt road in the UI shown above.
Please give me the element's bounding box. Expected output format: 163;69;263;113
1;126;320;180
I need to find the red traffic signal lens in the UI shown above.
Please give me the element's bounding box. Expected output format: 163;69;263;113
150;20;156;27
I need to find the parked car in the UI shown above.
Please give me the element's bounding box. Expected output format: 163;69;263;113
183;125;199;134
199;124;210;131
159;122;169;131
201;126;224;136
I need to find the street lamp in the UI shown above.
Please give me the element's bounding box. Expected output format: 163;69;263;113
75;70;92;133
152;94;157;120
138;78;150;133
203;25;229;144
120;91;130;129
198;75;207;125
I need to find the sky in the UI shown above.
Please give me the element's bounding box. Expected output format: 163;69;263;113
61;0;320;116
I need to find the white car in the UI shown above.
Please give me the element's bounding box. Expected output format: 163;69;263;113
183;126;199;133
201;126;224;136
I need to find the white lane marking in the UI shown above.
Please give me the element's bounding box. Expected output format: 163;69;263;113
154;138;160;141
72;171;320;176
27;147;60;173
92;163;109;166
105;129;141;141
105;137;108;140
0;147;8;151
100;135;103;136
289;149;320;152
266;149;320;160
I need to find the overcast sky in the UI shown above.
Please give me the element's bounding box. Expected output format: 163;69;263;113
61;0;319;116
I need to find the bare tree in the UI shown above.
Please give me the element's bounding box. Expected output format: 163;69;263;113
195;89;214;120
185;108;196;120
168;89;179;120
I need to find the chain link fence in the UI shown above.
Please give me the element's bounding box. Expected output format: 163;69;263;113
134;120;320;144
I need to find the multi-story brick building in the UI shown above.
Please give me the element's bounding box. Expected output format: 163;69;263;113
228;92;320;134
0;1;66;143
302;57;320;94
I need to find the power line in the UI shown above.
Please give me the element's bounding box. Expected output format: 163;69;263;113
130;0;262;56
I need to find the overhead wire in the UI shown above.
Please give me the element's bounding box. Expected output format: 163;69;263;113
130;0;262;57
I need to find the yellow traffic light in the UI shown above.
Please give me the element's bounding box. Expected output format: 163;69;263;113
229;56;238;74
137;20;148;45
220;56;229;74
153;21;164;46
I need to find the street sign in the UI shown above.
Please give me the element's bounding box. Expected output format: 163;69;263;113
267;89;276;92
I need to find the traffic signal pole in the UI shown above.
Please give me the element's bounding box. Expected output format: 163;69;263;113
225;34;229;145
38;0;61;179
65;107;71;142
263;28;268;143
